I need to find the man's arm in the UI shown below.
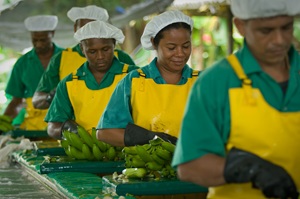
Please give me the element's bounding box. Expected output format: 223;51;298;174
4;97;24;119
47;122;63;139
177;154;226;187
97;128;125;147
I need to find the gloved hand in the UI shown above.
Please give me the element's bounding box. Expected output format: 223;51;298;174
224;147;299;199
124;123;177;146
46;88;56;104
0;115;14;134
61;120;78;135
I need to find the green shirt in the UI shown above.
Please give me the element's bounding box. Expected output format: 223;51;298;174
45;58;138;122
98;57;199;129
5;43;63;98
36;44;135;93
172;41;300;168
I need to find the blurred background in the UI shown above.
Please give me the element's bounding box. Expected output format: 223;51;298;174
1;0;300;113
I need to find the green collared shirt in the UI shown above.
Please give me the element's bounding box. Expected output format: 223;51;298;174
45;58;138;122
5;43;63;98
172;41;300;168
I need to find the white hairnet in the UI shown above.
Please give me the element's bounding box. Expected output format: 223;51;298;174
67;5;109;22
24;15;58;31
141;10;193;50
231;0;300;19
74;20;125;44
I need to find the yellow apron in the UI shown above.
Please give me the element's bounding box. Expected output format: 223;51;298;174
19;98;48;130
59;48;86;80
66;64;129;133
208;54;300;199
131;69;199;137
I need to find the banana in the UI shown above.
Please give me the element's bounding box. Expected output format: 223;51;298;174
145;161;163;171
107;146;116;161
135;145;153;163
0;121;14;132
161;141;175;153
69;145;86;160
92;144;105;161
152;153;166;165
82;143;94;160
62;131;74;146
122;146;137;155
149;137;163;146
69;133;84;150
64;145;74;158
77;125;94;148
122;168;148;179
130;156;146;168
60;139;69;149
0;115;12;123
156;148;172;161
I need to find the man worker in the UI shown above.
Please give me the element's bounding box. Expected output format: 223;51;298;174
3;15;63;130
45;20;138;140
172;0;300;198
32;5;135;110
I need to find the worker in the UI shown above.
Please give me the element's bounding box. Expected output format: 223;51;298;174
45;20;138;140
32;5;135;110
3;15;63;130
97;10;199;147
172;0;300;198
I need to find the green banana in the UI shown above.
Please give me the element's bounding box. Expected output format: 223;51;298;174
156;148;172;161
91;128;107;151
161;141;175;153
135;145;153;163
122;146;137;155
107;146;116;161
152;153;166;165
62;131;74;146
64;145;74;158
149;137;163;146
82;143;94;160
0;115;12;123
60;139;69;149
130;156;146;168
77;125;94;148
145;161;163;171
69;133;84;150
122;168;148;179
69;145;86;160
0;121;14;132
92;144;105;161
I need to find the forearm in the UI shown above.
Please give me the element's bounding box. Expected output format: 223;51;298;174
4;97;23;118
47;122;63;140
32;92;50;109
97;128;125;147
177;154;226;187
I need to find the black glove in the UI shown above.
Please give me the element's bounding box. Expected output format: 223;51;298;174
224;148;299;199
61;120;78;134
46;88;56;104
124;123;177;146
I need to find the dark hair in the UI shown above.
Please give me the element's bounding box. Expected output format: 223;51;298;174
152;22;192;48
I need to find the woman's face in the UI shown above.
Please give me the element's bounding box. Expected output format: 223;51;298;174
154;27;192;73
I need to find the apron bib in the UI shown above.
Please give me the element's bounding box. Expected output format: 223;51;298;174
208;54;300;199
131;69;198;137
19;98;48;130
66;64;128;133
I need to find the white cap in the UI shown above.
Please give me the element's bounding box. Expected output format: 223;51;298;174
67;5;109;22
141;10;193;50
74;20;125;44
24;15;58;31
231;0;300;19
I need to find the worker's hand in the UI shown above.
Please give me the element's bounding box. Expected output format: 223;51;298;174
0;115;14;134
224;148;299;199
124;123;177;146
46;88;56;104
61;120;78;135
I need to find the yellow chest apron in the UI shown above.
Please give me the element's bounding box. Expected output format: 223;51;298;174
60;50;120;81
19;98;48;130
59;48;86;80
66;64;128;133
208;54;300;199
131;69;199;137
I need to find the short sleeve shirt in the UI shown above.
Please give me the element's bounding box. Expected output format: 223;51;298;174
98;57;197;129
172;41;300;168
44;58;138;122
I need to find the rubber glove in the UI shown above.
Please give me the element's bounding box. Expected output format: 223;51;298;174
224;147;299;199
46;88;56;104
61;120;78;134
124;123;177;146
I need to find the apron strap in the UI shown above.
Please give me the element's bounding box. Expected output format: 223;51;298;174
137;69;145;92
122;64;129;73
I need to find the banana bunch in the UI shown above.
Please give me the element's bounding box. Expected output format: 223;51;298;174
0;115;14;133
61;126;124;161
122;137;176;179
